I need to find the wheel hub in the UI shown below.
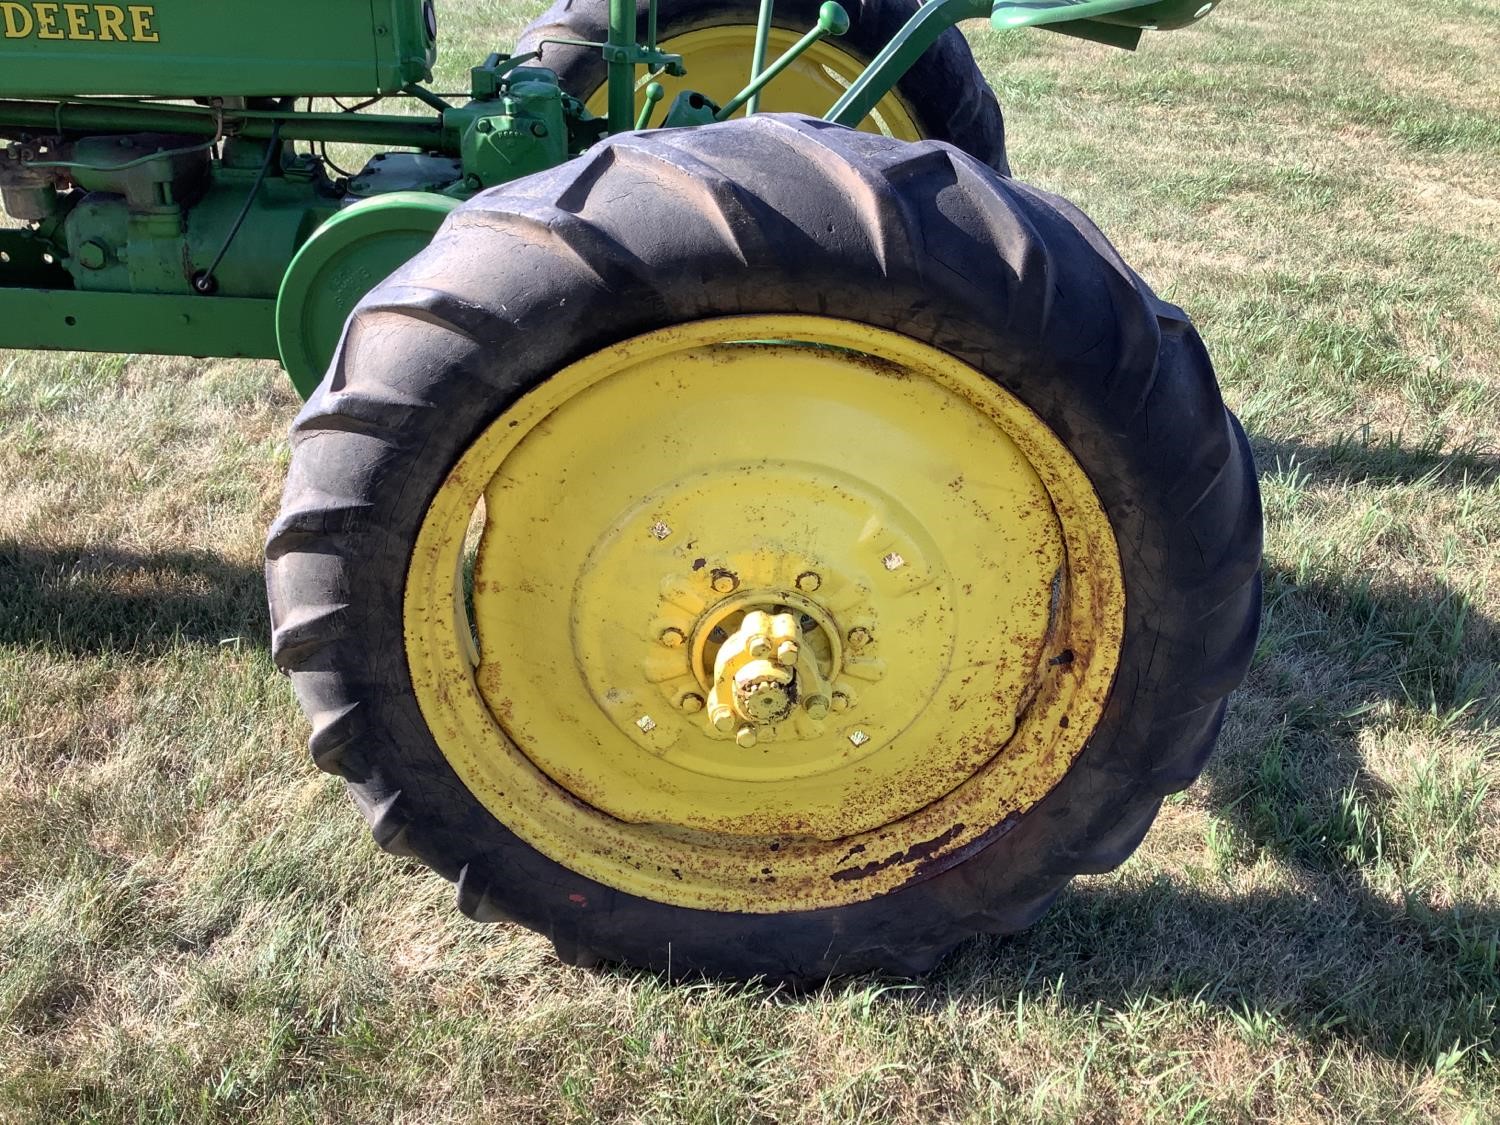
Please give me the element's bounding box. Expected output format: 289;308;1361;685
403;316;1125;913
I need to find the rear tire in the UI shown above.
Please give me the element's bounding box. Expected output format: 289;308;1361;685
267;115;1260;982
516;0;1010;171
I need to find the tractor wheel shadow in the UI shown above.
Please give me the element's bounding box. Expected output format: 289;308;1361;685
0;539;268;654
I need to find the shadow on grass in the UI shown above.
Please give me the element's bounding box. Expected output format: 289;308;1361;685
936;879;1498;1067
926;556;1500;1066
1251;431;1500;490
0;540;268;654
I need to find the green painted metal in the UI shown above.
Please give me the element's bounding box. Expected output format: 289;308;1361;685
716;1;850;120
0;0;1224;392
606;0;638;133
636;82;666;130
0;227;70;287
824;0;1219;127
991;0;1218;32
745;0;778;116
824;0;989;129
0;99;447;150
0;1;436;97
0;286;278;357
276;192;458;397
52;141;339;298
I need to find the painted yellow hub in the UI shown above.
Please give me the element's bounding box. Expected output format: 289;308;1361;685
405;317;1124;913
585;25;923;139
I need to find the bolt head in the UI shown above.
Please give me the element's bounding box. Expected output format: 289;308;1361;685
659;627;686;648
679;693;704;713
847;627;871;650
776;640;799;666
804;694;830;719
710;705;737;733
735;726;759;749
711;570;739;594
747;634;773;659
830;692;850;713
795;571;822;593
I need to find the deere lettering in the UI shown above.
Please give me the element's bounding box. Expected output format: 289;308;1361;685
0;3;158;42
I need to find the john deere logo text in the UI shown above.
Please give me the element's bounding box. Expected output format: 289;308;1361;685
0;3;160;42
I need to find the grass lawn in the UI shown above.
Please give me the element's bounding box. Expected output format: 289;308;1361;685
2;0;1497;1119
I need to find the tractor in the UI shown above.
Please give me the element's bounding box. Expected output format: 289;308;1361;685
0;0;1262;980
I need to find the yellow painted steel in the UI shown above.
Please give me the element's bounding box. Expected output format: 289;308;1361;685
404;317;1125;913
586;25;923;139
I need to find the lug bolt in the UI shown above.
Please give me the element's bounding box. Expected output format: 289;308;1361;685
711;569;739;595
796;571;822;593
748;634;773;659
776;640;799;666
710;705;737;733
659;627;686;648
847;627;872;650
804;694;830;719
830;692;850;713
735;725;758;749
679;693;704;713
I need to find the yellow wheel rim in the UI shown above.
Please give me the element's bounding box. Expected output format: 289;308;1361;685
405;317;1124;913
584;25;923;139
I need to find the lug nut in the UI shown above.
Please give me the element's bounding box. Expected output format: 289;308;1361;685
776;640;799;666
710;705;737;733
796;571;822;593
659;627;686;648
847;627;872;650
736;725;758;749
747;634;773;659
804;694;830;719
679;693;704;713
830;692;850;713
711;569;739;594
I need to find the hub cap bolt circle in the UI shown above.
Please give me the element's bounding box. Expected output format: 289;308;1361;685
796;571;822;593
711;569;739;595
659;627;686;648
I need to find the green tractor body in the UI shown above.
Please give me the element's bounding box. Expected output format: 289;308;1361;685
0;0;1259;981
0;0;437;96
1;0;1217;389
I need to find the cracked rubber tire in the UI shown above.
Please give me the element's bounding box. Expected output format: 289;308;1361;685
516;0;1009;172
266;114;1261;983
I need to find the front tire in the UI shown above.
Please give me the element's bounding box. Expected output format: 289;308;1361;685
267;115;1260;982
